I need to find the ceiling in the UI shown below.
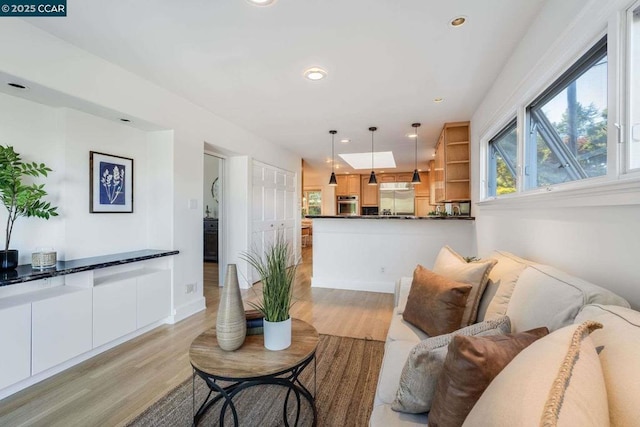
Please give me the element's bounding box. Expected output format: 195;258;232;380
25;0;546;181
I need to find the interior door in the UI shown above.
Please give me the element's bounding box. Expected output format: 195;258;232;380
251;161;297;283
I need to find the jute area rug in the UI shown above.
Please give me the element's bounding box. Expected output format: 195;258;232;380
127;334;385;427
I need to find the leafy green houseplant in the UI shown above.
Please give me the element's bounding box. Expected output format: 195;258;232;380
241;233;296;350
0;145;58;269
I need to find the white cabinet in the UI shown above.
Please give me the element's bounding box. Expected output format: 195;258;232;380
93;278;137;348
0;304;31;389
137;269;171;328
32;289;92;375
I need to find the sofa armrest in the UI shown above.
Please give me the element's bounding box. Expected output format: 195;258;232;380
395;276;413;313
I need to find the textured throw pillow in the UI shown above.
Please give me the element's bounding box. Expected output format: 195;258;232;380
402;265;472;337
433;246;497;326
428;327;549;427
392;316;511;414
461;321;608;427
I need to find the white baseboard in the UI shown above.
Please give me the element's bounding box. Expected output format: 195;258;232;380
311;277;395;294
168;297;206;324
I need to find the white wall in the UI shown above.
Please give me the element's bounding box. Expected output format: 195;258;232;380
0;20;301;322
471;0;640;309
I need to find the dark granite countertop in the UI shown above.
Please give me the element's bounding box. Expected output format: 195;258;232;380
306;215;475;220
0;249;179;287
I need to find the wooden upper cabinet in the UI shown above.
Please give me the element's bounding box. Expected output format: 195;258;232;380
361;175;378;206
432;122;470;203
414;172;430;197
378;174;396;183
335;174;360;197
395;173;413;182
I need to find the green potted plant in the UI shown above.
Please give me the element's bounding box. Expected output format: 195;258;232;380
0;145;58;270
241;233;296;350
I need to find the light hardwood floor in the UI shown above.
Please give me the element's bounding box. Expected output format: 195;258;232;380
0;246;394;427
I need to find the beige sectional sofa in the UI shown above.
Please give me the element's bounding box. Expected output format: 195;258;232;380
370;250;636;426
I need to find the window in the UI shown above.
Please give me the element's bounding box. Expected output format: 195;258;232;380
488;119;517;197
630;4;640;170
302;190;322;216
526;37;608;189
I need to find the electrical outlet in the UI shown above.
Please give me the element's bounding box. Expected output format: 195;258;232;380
185;283;196;294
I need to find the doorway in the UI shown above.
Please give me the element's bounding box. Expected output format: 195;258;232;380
204;154;224;290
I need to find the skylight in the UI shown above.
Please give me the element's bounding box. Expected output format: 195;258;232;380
338;151;396;170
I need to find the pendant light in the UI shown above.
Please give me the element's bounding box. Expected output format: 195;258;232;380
368;126;378;185
328;130;338;186
411;123;421;185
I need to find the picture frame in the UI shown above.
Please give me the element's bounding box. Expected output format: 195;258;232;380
90;151;134;213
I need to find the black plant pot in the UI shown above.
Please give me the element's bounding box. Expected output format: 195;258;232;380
0;249;19;270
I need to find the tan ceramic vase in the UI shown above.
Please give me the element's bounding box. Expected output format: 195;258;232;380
216;264;246;351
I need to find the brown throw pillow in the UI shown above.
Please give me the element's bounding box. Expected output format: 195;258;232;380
428;327;550;427
402;265;472;337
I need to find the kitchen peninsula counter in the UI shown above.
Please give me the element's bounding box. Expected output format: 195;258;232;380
310;216;475;294
306;215;474;220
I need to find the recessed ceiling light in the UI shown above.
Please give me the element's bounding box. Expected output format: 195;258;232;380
120;118;131;122
7;82;28;90
432;153;436;157
433;97;444;103
303;67;327;81
340;139;351;143
246;0;276;6
406;133;418;138
418;169;423;172
449;16;467;27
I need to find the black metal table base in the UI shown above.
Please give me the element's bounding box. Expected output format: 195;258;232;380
192;353;316;426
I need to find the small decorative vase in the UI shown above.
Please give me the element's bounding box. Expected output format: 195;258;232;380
263;317;292;351
0;250;19;270
216;264;246;351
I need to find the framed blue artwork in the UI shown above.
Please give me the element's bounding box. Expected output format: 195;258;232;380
90;151;133;213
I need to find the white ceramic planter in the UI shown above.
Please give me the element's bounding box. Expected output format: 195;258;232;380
263;317;292;350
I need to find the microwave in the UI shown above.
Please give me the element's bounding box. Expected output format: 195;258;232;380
337;195;358;216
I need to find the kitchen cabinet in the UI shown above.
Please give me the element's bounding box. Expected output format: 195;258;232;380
434;122;470;203
414;172;430;197
378;174;396;183
203;218;218;262
396;173;413;182
361;175;379;206
428;160;437;205
335;174;360;196
415;197;431;217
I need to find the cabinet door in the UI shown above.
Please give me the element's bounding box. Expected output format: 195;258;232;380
379;174;396;183
360;175;378;206
93;279;137;348
32;289;92;374
137;270;171;328
0;304;31;389
347;175;360;195
396;173;413;182
415;197;431;217
335;175;348;195
414;172;430;197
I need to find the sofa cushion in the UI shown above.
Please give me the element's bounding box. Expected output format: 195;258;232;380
433;246;497;326
374;339;416;406
477;250;529;322
506;263;629;333
575;304;640;427
369;404;427;427
403;265;472;337
462;321;608;427
392;316;511;414
387;312;430;343
428;327;548;427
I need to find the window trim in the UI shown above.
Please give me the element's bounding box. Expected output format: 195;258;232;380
487;118;518;197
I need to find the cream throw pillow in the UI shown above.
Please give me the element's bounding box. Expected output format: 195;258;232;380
392;316;511;414
433;246;497;326
462;321;609;427
478;250;529;321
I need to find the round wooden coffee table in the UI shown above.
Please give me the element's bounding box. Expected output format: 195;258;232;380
189;318;319;426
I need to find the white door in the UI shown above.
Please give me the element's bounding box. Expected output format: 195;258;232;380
251;161;297;284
